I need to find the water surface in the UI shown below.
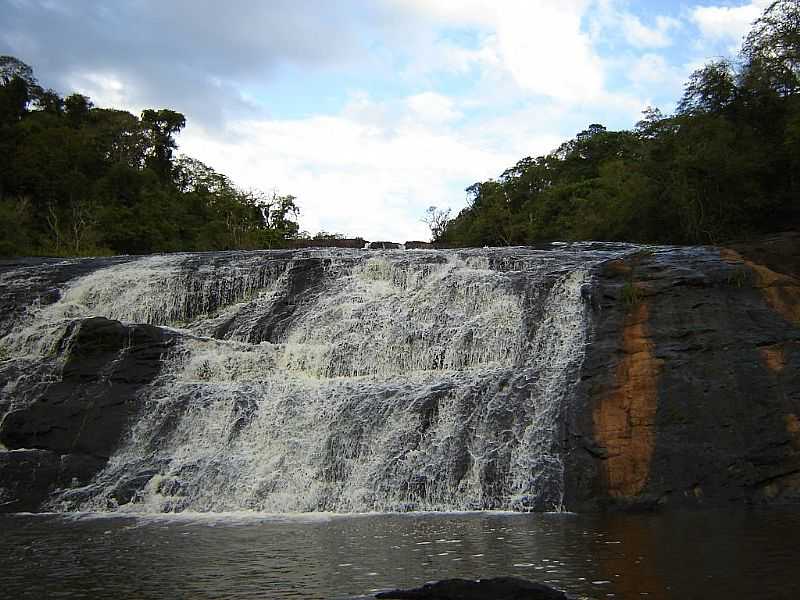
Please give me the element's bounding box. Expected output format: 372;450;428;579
3;508;799;599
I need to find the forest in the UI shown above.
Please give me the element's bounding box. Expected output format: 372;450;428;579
0;57;301;257
435;0;800;246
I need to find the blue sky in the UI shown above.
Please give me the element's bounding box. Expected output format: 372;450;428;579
0;0;772;240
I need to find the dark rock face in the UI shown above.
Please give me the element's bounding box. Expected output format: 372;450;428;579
0;317;174;511
0;449;61;512
1;317;175;457
374;577;568;600
566;233;800;510
0;449;105;512
238;258;331;343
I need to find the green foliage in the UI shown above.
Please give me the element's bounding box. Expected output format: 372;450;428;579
141;108;186;181
0;59;301;257
727;266;752;288
621;281;644;308
678;60;737;115
438;0;800;248
311;231;346;240
741;0;800;97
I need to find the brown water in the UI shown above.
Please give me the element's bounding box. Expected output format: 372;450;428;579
1;508;799;599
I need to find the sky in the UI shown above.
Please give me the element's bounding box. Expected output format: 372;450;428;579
0;0;772;241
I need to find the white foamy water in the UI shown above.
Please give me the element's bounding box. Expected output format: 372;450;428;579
0;245;628;513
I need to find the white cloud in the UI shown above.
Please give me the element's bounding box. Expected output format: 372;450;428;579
690;0;770;44
66;71;139;114
179;73;654;242
179;96;517;241
401;36;501;80
1;0;373;125
621;14;681;48
387;0;496;25
494;1;605;101
407;92;462;123
393;0;605;102
182;1;656;241
628;53;685;88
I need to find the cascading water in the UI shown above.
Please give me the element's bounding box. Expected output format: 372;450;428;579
0;245;633;513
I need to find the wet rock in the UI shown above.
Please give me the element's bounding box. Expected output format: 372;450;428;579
0;450;60;512
0;449;105;512
0;317;175;458
107;469;162;506
0;256;137;339
566;233;800;510
2;236;800;513
374;577;568;599
0;317;175;510
243;258;330;343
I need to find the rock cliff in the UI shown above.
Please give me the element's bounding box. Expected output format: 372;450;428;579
566;233;800;509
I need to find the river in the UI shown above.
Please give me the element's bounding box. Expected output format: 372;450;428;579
3;508;799;599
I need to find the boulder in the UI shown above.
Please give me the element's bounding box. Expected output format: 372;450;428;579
375;577;569;600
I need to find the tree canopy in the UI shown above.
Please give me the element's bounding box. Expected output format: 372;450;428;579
0;59;301;257
436;0;800;247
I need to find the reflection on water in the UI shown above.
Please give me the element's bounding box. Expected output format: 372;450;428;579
2;509;799;599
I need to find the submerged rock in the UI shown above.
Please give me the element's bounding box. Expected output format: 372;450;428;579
374;577;569;600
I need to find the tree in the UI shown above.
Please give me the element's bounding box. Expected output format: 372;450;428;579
35;89;64;115
264;192;300;239
0;57;35;125
0;56;39;88
312;231;345;240
742;0;800;96
422;206;451;242
65;94;93;127
677;60;737;115
173;155;231;194
91;109;146;169
141;108;186;181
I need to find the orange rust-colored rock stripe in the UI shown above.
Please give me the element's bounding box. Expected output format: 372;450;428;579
759;344;786;373
593;301;663;498
721;248;800;325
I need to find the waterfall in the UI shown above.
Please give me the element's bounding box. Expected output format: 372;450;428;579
0;245;629;513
